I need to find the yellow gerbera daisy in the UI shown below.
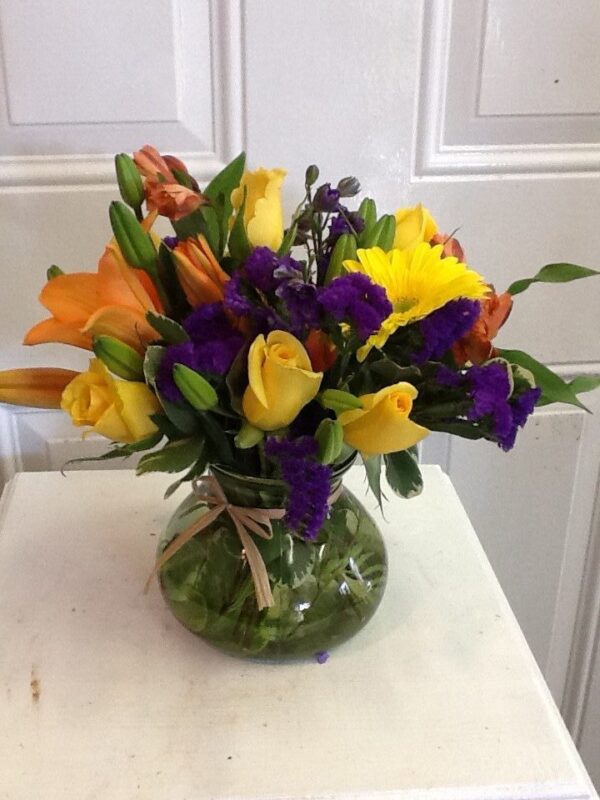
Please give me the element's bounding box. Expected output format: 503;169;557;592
343;242;489;361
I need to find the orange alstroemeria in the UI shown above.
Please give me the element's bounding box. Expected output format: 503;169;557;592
24;241;163;354
430;232;465;262
305;329;337;372
0;367;79;409
453;289;513;365
133;144;205;221
172;235;230;306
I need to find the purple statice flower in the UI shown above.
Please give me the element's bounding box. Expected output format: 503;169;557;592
224;272;253;316
244;247;302;293
436;364;465;388
163;235;179;249
156;303;243;403
319;272;392;341
315;650;330;664
327;209;365;244
276;279;320;334
496;387;542;451
416;299;481;362
313;183;341;213
265;436;332;540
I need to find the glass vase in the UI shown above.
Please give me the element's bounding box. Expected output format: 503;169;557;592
157;458;387;660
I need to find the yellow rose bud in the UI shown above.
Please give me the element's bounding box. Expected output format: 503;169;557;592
242;331;323;431
231;167;287;251
393;203;438;250
338;382;429;457
61;358;160;443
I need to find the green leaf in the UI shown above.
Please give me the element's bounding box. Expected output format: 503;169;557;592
197;412;233;464
498;349;590;411
62;431;163;470
137;436;205;475
159;395;201;436
157;242;190;319
363;454;384;510
163;443;208;498
150;413;180;440
109;201;157;271
228;187;251;264
537;375;600;406
319;388;362;415
277;222;298;257
324;233;357;284
421;420;486;440
384;447;423;499
226;344;249;415
143;345;166;387
203;152;246;255
507;263;600;296
145;311;189;344
46;265;64;280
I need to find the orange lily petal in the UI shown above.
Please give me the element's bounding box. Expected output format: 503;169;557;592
39;273;100;323
485;291;513;340
24;318;93;350
83;306;158;353
133;145;176;182
175;256;224;305
0;367;79;409
98;242;158;313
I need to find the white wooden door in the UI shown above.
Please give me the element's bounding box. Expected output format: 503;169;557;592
1;0;599;784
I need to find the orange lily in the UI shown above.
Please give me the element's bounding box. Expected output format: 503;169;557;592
133;144;205;221
24;241;163;354
0;367;79;409
430;232;465;262
453;289;513;365
172;235;230;306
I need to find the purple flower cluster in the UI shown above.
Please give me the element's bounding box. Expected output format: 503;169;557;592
466;362;541;450
416;299;481;362
265;436;332;540
244;247;302;292
327;209;365;246
156;303;243;403
319;272;392;341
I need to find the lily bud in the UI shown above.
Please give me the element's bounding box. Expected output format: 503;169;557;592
315;418;344;464
337;176;361;197
358;198;377;231
362;214;396;250
305;164;320;187
92;335;145;381
319;388;363;415
235;420;264;449
324;233;357;284
115;153;145;210
109;201;157;270
173;364;218;411
0;367;79;409
46;265;64;280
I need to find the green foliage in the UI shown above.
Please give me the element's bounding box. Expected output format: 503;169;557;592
203;152;247;256
324;233;357;284
357;198;377;236
507;263;600;296
537;375;600;407
163;449;208;498
384;447;423;498
319;388;362;415
137;436;205;475
146;311;189;344
228;188;251;264
499;349;591;410
363;454;385;509
158;394;201;436
143;345;166;387
62;431;163;470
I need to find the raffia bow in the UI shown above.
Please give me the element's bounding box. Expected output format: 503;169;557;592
144;473;287;609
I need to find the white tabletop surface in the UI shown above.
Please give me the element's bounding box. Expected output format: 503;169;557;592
0;466;596;800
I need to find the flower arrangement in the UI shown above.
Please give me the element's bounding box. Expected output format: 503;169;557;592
2;147;599;536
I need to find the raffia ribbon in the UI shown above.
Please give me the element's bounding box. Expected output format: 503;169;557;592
145;473;286;610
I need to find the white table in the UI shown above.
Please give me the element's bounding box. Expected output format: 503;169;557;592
0;466;596;800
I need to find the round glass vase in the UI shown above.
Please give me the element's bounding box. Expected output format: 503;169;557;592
157;459;387;660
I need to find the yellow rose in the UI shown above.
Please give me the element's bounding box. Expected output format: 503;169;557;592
231;167;287;250
393;203;438;250
61;358;160;443
338;382;429;456
242;331;322;431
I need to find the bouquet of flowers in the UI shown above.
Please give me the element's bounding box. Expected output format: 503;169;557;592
2;147;597;521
